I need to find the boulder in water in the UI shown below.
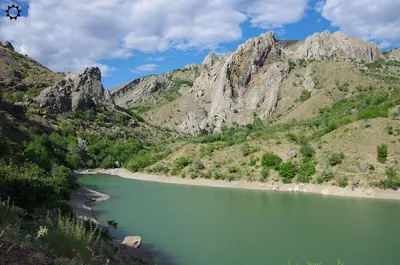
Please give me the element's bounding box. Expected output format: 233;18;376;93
122;236;142;248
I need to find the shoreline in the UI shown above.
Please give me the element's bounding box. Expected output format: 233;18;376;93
76;168;400;201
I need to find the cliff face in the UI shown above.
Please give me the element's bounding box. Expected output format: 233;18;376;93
193;31;289;133
35;67;116;113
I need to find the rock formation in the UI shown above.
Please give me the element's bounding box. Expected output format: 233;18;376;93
0;41;14;51
35;67;115;113
294;30;384;62
110;73;171;107
388;48;400;61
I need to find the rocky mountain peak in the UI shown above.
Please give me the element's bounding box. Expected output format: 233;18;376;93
202;52;217;67
0;41;14;51
295;30;384;62
35;66;115;113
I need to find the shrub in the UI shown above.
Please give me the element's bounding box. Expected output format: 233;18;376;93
260;168;269;181
148;164;170;174
316;168;334;184
286;133;299;143
377;167;400;190
228;166;240;174
249;155;257;166
377;144;388;163
336;176;348;188
298;160;316;183
328;152;345;166
214;173;227;180
300;145;315;158
279;161;297;180
107;220;118;228
261;152;282;169
299;90;311;102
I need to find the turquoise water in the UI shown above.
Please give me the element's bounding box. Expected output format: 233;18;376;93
78;174;400;265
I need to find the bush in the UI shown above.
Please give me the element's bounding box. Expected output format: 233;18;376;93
286;133;299;143
316;168;334;184
261;152;282;169
249;155;257;166
336;176;348;188
299;90;311;102
377;144;388;163
147;164;170;174
300;145;315;158
298;160;316;183
377;167;400;190
279;161;297;180
214;173;227;180
328;152;345;166
228;166;240;174
260;168;269;181
107;220;118;228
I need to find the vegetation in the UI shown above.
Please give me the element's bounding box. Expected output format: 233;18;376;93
328;152;345;166
279;161;297;183
261;152;282;170
377;144;388;163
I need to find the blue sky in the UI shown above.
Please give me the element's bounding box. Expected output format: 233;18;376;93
1;0;399;89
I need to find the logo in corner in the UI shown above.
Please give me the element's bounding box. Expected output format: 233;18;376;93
6;4;21;20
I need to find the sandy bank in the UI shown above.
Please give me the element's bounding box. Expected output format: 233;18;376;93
70;186;111;224
76;168;400;201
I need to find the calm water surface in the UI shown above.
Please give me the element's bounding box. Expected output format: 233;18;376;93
78;174;400;265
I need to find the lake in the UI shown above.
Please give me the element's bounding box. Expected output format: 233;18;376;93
78;174;400;265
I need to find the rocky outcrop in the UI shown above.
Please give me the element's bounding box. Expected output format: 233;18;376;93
202;52;217;67
388;48;400;61
294;30;385;62
193;31;289;133
35;67;115;113
110;73;171;107
0;41;14;51
179;111;203;136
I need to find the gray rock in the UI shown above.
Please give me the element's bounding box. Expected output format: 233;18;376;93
122;236;142;248
202;52;217;67
388;48;400;61
77;137;88;150
359;161;368;172
352;178;360;185
114;161;120;168
0;41;14;51
288;149;297;158
295;30;384;62
35;67;115;113
179;112;202;136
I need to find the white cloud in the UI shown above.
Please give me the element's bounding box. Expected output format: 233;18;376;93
319;0;400;46
0;0;311;74
131;64;159;73
146;56;166;62
245;0;309;28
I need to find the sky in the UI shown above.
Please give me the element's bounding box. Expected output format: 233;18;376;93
0;0;399;89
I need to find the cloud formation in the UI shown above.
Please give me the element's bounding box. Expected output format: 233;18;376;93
0;0;309;73
319;0;400;46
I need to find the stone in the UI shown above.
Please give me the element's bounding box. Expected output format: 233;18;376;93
273;186;279;191
359;162;368;172
288;149;297;158
114;161;120;168
202;52;218;67
77;137;88;150
293;185;300;192
35;67;116;113
352;177;360;185
0;41;14;51
288;187;293;192
122;236;142;248
260;183;265;187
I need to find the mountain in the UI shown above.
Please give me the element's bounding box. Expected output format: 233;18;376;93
116;30;388;135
